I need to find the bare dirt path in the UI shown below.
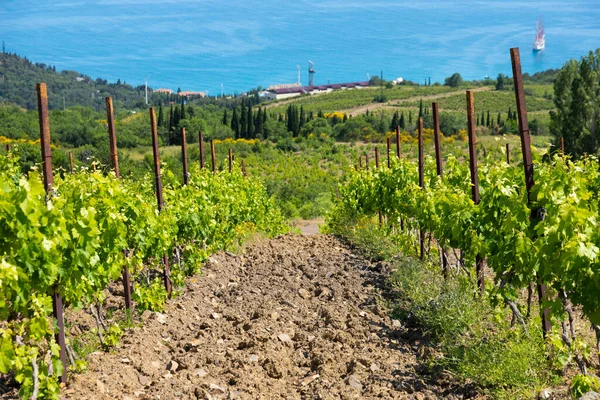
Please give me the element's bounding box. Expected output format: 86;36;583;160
64;235;477;399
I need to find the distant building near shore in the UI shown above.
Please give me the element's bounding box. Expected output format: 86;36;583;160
267;83;302;90
179;91;206;97
264;81;370;101
154;88;173;94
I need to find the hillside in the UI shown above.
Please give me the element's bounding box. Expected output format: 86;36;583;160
0;52;148;110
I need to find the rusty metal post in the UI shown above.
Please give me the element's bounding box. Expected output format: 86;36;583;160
199;131;205;169
150;108;172;297
181;128;189;185
210;140;216;173
418;118;425;260
105;97;120;179
396;126;401;159
375;147;379;168
386;137;391;168
506;143;511;164
69;151;74;173
418;118;424;189
432;102;443;177
37;83;68;384
105;97;131;309
432;103;447;278
511;47;551;337
466;91;485;294
241;159;247;176
560;137;564;154
228;148;233;173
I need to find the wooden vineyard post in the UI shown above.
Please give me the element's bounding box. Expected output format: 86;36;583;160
69;151;74;173
396;126;401;159
506;143;511;164
396;126;404;231
560;137;565;154
199;131;205;169
150;108;172;297
241;159;247;176
37;83;68;384
365;154;369;170
180;128;189;185
375;147;379;168
359;156;363;169
466;91;485;294
511;47;551;337
386;137;391;168
5;144;10;152
418;117;425;260
105;97;120;179
228;148;233;173
432;102;447;278
210;140;217;173
106;97;132;310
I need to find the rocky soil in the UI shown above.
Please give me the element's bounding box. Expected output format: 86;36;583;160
5;234;481;399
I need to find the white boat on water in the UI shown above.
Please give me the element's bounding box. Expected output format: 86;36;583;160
533;17;545;51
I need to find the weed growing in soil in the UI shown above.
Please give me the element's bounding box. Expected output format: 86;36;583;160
325;217;559;398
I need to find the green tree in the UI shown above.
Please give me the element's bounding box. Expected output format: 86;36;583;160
496;73;506;90
231;108;240;138
247;105;254;138
444;73;463;88
222;109;228;125
551;49;600;156
240;100;247;138
157;104;164;127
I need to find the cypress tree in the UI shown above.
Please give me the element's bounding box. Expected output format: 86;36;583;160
222;109;228;125
247;105;254;138
299;106;306;130
497;112;501;126
318;109;324;118
255;107;264;138
343;113;348;123
169;104;174;131
390;111;399;131
231;108;240;138
486;110;491;127
286;105;292;133
180;96;185;121
399;112;405;129
309;111;314;121
158;104;164;127
263;108;267;124
481;111;485;127
173;104;180;129
293;106;300;137
477;114;480;126
409;111;412;124
240;100;247;138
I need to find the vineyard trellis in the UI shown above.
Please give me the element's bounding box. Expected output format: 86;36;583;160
334;48;599;373
0;80;288;398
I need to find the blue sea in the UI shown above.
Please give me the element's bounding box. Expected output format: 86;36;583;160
1;0;599;95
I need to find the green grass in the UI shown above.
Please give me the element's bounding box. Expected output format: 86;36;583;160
397;86;555;113
267;85;457;114
323;217;560;398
